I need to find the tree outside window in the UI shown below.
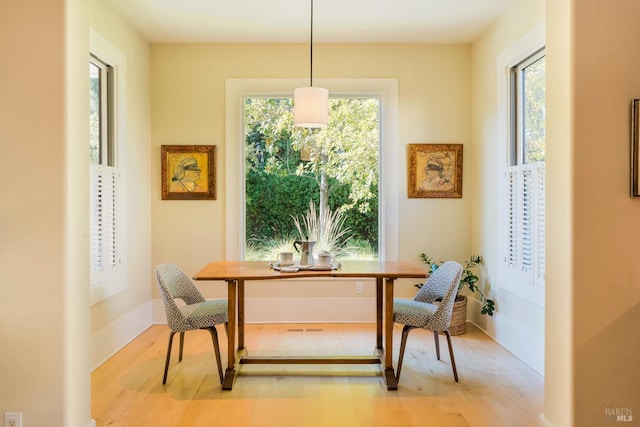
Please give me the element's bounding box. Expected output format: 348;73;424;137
244;97;380;260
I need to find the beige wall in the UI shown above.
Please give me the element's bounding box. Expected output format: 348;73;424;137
568;0;640;425
5;0;640;424
470;0;546;371
545;0;573;425
151;43;473;300
66;0;92;425
0;0;91;425
89;0;152;336
474;0;640;425
545;0;640;424
1;0;150;423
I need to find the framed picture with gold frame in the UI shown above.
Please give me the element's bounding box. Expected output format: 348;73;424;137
407;143;463;198
161;145;216;200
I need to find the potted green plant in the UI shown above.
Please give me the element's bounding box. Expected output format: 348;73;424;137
415;254;495;335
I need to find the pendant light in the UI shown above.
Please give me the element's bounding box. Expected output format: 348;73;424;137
294;0;328;128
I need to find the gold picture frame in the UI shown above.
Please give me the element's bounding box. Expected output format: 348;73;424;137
161;145;216;200
407;143;463;198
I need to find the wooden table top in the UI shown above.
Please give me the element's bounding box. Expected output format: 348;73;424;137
192;260;427;281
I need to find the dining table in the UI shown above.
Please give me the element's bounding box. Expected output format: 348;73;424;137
192;260;427;390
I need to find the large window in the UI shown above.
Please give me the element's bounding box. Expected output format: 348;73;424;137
243;97;380;261
225;78;399;261
506;48;546;289
89;30;127;304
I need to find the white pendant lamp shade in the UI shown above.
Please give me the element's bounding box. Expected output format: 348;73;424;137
294;86;328;128
294;0;328;128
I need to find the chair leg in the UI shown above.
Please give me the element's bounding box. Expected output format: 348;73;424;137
178;331;185;362
205;326;224;384
443;330;459;382
163;331;176;384
433;331;441;360
395;325;414;383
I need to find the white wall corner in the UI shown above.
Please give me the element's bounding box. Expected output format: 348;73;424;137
91;301;153;370
153;297;168;324
538;413;554;427
468;297;544;375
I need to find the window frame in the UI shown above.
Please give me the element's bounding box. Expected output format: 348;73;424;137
89;29;127;305
496;24;545;307
509;49;546;167
90;54;114;167
225;78;400;262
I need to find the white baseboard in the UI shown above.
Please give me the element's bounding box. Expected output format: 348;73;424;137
153;297;377;324
152;297;167;323
88;419;97;427
467;297;544;375
539;414;553;427
91;301;153;370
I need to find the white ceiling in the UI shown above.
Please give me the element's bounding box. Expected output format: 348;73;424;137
105;0;515;44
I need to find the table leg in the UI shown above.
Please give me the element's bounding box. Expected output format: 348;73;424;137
222;279;237;390
238;279;245;350
384;277;398;390
376;277;383;350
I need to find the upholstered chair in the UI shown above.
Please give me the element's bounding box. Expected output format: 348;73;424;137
155;263;228;384
393;260;463;382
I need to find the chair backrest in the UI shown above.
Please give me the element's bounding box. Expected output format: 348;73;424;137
415;261;463;331
155;263;206;332
415;261;461;304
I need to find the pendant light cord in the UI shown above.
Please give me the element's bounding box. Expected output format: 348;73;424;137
310;0;314;87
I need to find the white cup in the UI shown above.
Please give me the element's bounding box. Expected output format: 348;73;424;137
317;253;333;266
279;251;294;266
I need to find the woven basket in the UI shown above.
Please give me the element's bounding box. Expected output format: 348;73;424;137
447;295;467;336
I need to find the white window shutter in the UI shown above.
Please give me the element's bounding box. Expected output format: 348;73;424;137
506;162;545;287
507;170;518;269
90;164;120;285
521;167;533;273
534;165;545;288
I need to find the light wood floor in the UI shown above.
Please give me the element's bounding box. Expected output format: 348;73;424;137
92;323;543;426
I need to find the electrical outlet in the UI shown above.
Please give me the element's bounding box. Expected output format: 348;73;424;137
4;412;22;427
355;282;363;294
